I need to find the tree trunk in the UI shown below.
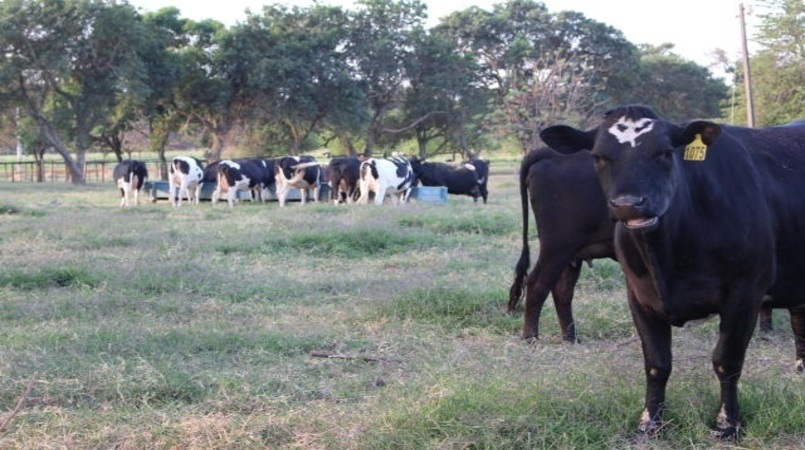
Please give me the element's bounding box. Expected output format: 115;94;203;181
209;131;225;162
34;113;85;184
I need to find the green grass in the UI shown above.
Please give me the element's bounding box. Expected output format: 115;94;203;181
0;177;802;449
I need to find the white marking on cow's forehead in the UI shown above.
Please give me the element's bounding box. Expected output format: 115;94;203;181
607;116;655;148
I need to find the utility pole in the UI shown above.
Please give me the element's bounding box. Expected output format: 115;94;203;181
739;3;755;127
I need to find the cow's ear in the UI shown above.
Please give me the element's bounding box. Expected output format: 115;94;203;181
540;125;596;154
672;120;721;147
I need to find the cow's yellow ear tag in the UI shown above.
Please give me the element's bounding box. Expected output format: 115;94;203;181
684;134;707;161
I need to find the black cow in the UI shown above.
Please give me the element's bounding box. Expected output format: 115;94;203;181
507;147;615;342
507;147;774;342
541;105;805;439
409;157;485;203
326;157;361;204
113;159;148;207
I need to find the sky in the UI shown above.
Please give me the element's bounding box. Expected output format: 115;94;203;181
129;0;764;80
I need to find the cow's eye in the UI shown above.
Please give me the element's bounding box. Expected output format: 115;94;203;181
657;150;674;167
591;153;608;165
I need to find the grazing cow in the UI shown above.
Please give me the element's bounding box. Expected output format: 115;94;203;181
169;156;204;206
113;159;148;207
357;157;415;205
409;157;484;203
540;105;805;439
325;157;361;204
507;147;616;342
211;159;266;207
274;156;323;207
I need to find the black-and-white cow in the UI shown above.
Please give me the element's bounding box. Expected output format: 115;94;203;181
325;157;361;204
210;159;264;207
357;157;415;205
541;105;805;439
168;156;204;206
113;159;148;207
409;157;485;203
274;156;323;207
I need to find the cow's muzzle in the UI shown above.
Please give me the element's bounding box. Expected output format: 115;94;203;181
609;195;659;230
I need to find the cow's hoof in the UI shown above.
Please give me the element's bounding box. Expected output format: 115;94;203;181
637;412;665;437
709;425;741;441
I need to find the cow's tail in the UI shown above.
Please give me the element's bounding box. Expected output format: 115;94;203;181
507;149;542;313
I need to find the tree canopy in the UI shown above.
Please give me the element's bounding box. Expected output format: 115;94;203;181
0;0;741;182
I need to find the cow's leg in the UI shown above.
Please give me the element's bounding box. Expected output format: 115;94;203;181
758;306;773;333
132;176;140;206
133;180;140;206
790;307;805;372
402;188;412;204
521;259;572;340
709;298;760;440
211;186;221;204
374;184;386;205
125;182;134;207
172;184;181;207
551;262;582;343
193;183;201;205
227;189;237;208
178;182;189;206
628;288;672;436
312;185;320;203
277;185;289;207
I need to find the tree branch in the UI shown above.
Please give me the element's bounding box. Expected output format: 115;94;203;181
382;110;448;133
310;351;403;364
0;373;37;434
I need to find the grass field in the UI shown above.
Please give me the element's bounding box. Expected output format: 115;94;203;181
0;173;802;449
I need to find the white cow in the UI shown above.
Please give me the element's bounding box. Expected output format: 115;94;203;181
357;157;415;205
169;156;204;206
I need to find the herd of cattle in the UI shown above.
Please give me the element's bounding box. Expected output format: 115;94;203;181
112;105;805;441
113;154;489;208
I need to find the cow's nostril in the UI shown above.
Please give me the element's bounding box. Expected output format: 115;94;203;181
610;195;645;208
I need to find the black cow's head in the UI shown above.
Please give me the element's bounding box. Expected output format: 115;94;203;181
541;105;721;231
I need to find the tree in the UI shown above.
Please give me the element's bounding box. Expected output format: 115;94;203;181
225;4;365;156
435;0;639;152
171;18;234;162
0;0;153;184
733;0;804;126
627;44;729;122
140;7;189;178
387;28;489;159
345;0;428;155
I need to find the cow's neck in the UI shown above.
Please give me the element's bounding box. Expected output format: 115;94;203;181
616;224;670;315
